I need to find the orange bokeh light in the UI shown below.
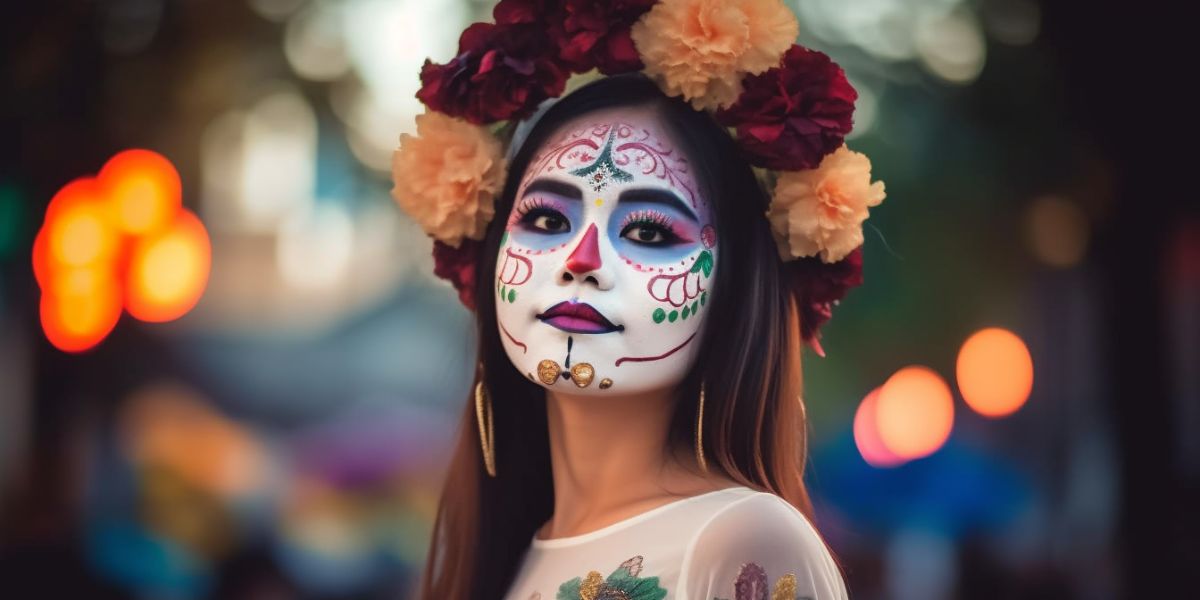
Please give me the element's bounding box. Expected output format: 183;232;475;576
32;229;52;289
125;209;211;323
876;365;955;460
854;387;908;468
34;149;209;351
44;179;119;268
100;149;183;236
957;327;1034;418
40;266;122;353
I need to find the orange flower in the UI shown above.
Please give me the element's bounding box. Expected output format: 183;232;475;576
631;0;798;111
768;145;886;263
391;110;506;247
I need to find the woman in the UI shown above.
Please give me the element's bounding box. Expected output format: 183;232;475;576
392;3;885;597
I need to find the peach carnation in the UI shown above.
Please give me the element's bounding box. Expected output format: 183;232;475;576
391;110;506;247
767;145;886;263
631;0;798;111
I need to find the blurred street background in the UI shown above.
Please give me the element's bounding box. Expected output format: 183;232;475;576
0;0;1194;598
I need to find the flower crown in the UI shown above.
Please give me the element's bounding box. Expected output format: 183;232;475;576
391;0;887;358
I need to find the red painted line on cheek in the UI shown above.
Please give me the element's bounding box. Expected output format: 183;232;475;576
498;320;528;354
614;332;697;367
500;248;533;286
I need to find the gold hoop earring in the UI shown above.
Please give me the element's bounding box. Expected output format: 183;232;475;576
696;383;709;474
475;375;496;478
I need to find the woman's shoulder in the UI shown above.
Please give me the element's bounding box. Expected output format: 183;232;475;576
694;489;825;545
679;490;847;599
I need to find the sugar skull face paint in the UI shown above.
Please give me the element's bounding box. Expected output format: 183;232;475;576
495;106;717;395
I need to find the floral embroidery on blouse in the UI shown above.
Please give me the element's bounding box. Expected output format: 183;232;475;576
556;555;667;600
714;562;811;600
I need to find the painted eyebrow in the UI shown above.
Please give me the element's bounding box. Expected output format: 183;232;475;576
521;178;582;201
616;188;699;223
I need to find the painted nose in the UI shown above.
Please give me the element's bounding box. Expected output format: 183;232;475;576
565;223;603;274
560;223;613;289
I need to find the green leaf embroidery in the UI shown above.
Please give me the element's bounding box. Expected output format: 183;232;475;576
555;556;666;600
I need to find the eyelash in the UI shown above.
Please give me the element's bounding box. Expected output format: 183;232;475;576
514;197;570;233
620;210;683;245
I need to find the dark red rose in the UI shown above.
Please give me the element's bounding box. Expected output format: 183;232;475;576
556;0;655;74
492;0;547;25
493;0;653;74
716;44;857;171
432;239;481;311
417;22;568;125
786;247;864;341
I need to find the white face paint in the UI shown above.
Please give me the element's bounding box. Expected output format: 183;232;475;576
495;107;718;395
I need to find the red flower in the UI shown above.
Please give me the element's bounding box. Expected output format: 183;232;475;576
492;0;547;25
417;22;568;125
432;239;481;311
786;246;863;341
716;44;857;171
494;0;654;75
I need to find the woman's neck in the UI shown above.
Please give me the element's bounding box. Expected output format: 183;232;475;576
537;387;738;540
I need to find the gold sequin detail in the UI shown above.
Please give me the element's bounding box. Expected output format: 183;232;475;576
580;571;603;600
570;362;595;387
771;573;797;600
599;378;613;390
537;359;561;385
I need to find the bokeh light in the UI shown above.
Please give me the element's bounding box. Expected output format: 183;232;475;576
876;366;955;460
126;210;211;323
101;148;183;236
32;229;52;288
34;149;210;351
44;179;118;267
39;266;123;353
284;2;351;82
915;7;987;84
1025;194;1090;268
957;327;1034;418
854;387;908;468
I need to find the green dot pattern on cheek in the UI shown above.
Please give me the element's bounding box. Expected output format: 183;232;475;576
651;295;709;325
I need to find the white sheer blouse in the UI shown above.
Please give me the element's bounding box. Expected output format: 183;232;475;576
503;486;848;600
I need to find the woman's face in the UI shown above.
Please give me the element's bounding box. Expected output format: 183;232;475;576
495;106;718;395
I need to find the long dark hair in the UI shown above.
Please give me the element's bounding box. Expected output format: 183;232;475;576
418;73;818;599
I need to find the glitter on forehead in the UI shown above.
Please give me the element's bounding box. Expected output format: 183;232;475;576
570;132;634;192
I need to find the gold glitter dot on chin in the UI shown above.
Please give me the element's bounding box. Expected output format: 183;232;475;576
570;362;595;388
594;198;603;207
537;359;561;386
599;378;613;390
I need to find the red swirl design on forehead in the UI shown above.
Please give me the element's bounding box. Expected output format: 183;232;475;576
525;122;700;207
